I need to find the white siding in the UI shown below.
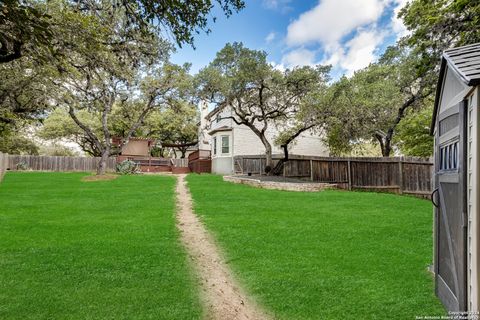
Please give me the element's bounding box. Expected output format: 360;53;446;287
198;101;210;150
233;125;328;157
468;87;480;311
439;66;468;114
201;104;330;174
233;125;276;155
212;157;233;174
209;107;233;131
289;131;330;156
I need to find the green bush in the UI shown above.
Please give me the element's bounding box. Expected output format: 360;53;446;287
16;161;29;170
116;160;139;175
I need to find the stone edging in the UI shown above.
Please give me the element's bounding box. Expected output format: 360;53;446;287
223;176;336;192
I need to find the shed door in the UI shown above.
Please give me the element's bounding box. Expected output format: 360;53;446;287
434;101;467;311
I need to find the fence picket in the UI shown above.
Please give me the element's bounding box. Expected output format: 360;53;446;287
6;155;117;172
234;155;433;198
0;152;7;182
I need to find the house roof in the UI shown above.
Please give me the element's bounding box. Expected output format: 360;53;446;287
431;42;480;134
205;102;227;120
208;125;232;135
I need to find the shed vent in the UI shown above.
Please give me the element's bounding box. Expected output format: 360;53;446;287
440;114;459;135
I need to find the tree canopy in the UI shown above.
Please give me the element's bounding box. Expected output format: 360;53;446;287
197;42;332;173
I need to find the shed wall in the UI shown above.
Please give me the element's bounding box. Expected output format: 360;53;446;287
467;87;480;311
439;67;468;115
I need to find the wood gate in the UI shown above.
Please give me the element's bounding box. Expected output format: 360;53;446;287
433;101;468;311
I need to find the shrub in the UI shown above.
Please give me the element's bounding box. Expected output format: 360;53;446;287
116;160;139;175
16;161;29;170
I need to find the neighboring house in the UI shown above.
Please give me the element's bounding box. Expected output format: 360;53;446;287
113;137;155;157
431;42;480;313
198;101;329;174
164;145;197;159
113;137;194;159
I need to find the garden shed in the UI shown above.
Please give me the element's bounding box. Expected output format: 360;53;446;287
431;42;480;313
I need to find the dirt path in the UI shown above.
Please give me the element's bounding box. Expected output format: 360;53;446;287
175;174;270;320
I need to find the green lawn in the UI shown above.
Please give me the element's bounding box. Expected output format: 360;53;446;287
187;174;445;320
0;172;201;320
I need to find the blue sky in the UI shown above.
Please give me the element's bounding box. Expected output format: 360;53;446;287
171;0;409;80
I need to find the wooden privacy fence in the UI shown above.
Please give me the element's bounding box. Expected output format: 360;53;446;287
171;158;189;167
0;152;7;182
188;149;212;173
7;155;117;172
234;155;433;197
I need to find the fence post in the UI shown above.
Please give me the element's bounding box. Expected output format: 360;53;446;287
310;159;313;181
347;159;352;191
398;158;404;194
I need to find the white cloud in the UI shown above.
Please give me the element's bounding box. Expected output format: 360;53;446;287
265;32;276;44
286;0;387;47
338;29;385;75
270;61;286;72
391;0;410;39
262;0;292;13
277;0;408;77
281;48;316;68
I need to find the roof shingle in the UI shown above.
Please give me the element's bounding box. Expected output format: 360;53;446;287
443;43;480;86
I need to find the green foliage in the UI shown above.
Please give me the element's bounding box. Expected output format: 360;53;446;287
326;46;432;156
273;65;332;144
0;0;244;64
0;0;53;63
324;0;480;157
0;55;53;130
0;173;202;319
196;42;280;166
196;42;273;105
118;0;245;47
197;42;332;168
400;0;480;80
38;108;103;156
116;160;140;175
0;129;39;155
15;161;29;171
146;101;199;157
395;106;434;157
187;174;445;319
38;142;80;157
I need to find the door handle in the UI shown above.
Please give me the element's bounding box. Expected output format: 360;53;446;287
431;188;439;208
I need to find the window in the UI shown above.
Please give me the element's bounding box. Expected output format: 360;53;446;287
440;141;459;171
216;114;221;123
221;135;229;154
213;137;217;155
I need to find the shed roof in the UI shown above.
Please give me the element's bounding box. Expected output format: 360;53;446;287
431;42;480;134
443;42;480;86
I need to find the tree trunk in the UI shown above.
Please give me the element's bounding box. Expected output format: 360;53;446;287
374;134;392;157
179;148;187;159
383;138;392;157
262;139;273;174
271;144;288;176
96;147;110;175
246;124;273;174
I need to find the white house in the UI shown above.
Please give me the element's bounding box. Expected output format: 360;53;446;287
431;42;480;313
198;101;329;174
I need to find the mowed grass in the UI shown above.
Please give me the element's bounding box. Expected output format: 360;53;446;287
0;172;201;320
187;174;445;320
